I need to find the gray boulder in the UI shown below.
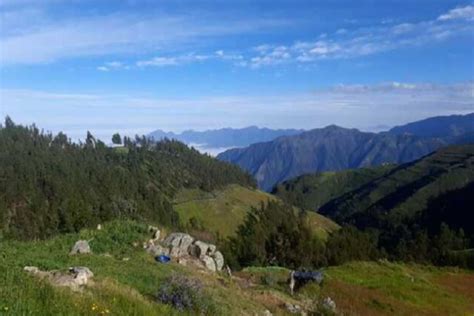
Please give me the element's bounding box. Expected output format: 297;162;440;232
207;244;217;255
24;266;94;291
69;240;91;255
212;251;225;271
193;240;210;257
200;255;217;272
163;233;194;257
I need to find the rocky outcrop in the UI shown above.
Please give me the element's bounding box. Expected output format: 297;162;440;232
24;266;94;291
212;251;225;271
69;240;91;255
144;230;225;273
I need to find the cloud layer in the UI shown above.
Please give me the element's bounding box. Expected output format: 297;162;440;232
1;82;472;140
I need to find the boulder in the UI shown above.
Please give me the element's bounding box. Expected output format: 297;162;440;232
69;267;94;286
24;266;94;291
207;244;217;255
200;255;217;272
193;240;210;257
69;240;91;255
163;233;194;257
212;251;225;271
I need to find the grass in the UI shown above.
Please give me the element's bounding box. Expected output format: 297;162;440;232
173;184;338;240
173;185;276;238
1;220;472;315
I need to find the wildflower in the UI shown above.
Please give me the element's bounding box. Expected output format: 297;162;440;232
3;306;9;311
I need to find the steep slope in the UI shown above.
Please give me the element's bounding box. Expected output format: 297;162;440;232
389;112;474;138
218;125;446;191
272;165;395;211
173;184;338;239
148;126;304;149
319;145;474;241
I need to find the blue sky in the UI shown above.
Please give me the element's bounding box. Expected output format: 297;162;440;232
0;0;473;140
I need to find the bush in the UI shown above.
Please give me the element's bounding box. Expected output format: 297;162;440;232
156;274;215;313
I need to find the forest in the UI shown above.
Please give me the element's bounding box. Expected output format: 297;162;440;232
0;118;255;240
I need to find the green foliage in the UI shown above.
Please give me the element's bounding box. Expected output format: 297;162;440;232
318;145;474;268
273;165;394;211
223;201;327;269
112;133;122;145
0;119;255;240
325;226;381;265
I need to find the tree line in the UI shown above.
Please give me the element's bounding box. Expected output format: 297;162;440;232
0;118;255;240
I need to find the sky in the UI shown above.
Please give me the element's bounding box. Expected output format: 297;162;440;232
0;0;473;141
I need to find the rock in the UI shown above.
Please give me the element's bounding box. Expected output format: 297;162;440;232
69;240;91;255
152;229;161;241
148;225;159;233
24;266;40;274
207;244;217;255
225;265;232;277
145;243;169;256
212;251;224;271
284;303;302;314
193;240;210;257
69;267;94;286
200;255;217;272
163;233;194;257
263;310;273;316
24;266;94;291
321;297;336;313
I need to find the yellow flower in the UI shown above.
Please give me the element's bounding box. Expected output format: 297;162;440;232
4;306;9;311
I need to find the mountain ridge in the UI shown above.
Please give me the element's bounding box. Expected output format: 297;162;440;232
218;125;448;190
148;126;304;150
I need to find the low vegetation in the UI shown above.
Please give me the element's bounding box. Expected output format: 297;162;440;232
1;220;472;315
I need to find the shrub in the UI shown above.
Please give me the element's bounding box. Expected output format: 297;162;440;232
156;274;215;313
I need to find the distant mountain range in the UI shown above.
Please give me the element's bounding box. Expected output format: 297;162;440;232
148;126;304;153
389;113;474;138
217;113;474;191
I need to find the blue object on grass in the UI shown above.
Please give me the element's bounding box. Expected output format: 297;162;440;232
155;255;171;263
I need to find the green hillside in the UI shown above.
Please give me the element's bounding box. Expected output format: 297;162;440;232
273;165;394;211
320;145;474;226
173;184;338;239
1;220;472;316
318;145;474;266
0;119;255;240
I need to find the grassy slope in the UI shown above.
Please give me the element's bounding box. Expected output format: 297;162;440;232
241;262;474;316
273;165;394;211
320;145;474;222
0;221;472;315
173;184;338;239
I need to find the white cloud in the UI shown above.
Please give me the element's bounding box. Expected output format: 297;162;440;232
438;5;474;21
243;5;474;68
0;7;288;65
136;54;210;67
